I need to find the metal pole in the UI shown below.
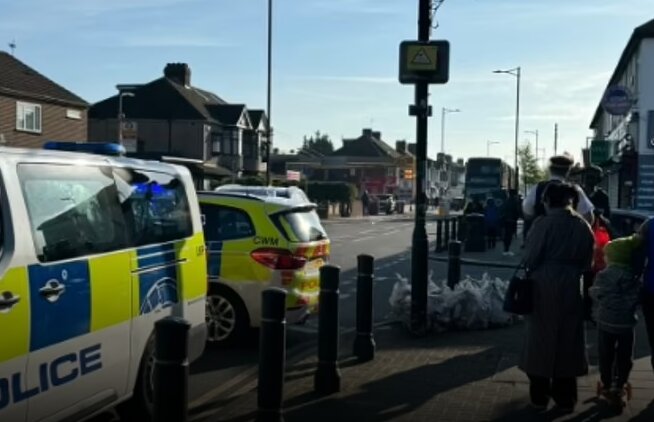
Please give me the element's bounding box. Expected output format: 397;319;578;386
535;129;539;167
554;123;559;155
265;0;273;186
153;317;190;422
435;218;443;252
410;0;432;335
315;265;341;394
447;241;462;289
514;67;521;189
256;288;287;422
440;107;445;154
118;93;124;144
353;255;375;362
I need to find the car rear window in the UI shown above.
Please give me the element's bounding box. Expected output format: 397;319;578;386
274;209;327;243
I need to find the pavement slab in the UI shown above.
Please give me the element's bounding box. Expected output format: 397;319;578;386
200;321;654;422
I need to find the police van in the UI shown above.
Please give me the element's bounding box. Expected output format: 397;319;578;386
0;144;207;422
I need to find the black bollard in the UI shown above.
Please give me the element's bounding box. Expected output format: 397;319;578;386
451;217;458;241
315;265;341;394
444;218;451;249
153;316;190;422
353;255;375;362
256;288;287;422
447;240;462;289
435;219;443;252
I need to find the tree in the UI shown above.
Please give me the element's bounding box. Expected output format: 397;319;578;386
302;130;334;155
518;143;544;193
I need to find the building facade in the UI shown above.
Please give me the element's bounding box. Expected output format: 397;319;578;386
89;63;267;176
0;51;88;148
589;19;654;210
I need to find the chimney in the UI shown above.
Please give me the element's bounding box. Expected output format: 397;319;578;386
395;140;407;154
362;128;373;137
372;131;381;140
164;63;191;86
408;143;417;155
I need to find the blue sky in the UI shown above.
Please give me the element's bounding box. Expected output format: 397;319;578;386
2;0;653;163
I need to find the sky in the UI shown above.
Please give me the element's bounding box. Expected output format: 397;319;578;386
2;0;654;164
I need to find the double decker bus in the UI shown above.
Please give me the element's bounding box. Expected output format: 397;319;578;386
464;157;516;206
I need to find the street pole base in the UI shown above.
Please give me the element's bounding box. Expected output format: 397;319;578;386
353;334;376;362
256;408;284;422
314;363;342;395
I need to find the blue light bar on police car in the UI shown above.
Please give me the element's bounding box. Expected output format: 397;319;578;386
43;142;126;156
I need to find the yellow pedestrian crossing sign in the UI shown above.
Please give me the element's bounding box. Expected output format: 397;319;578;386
399;40;450;84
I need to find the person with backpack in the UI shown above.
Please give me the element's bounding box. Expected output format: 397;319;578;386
522;154;595;233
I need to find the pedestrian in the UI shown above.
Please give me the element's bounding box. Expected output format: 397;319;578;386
589;235;642;407
484;198;499;249
522;153;595;238
634;218;654;373
519;182;594;412
500;189;520;256
361;190;370;216
584;210;613;321
590;186;611;219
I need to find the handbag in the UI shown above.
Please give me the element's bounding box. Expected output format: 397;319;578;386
502;264;533;315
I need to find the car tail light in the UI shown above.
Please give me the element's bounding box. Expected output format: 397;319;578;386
251;248;307;270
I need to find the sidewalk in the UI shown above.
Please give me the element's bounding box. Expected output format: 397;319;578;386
198;321;654;422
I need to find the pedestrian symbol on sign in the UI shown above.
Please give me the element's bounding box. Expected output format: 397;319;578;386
411;49;432;65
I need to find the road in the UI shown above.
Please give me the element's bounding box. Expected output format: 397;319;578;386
98;214;515;420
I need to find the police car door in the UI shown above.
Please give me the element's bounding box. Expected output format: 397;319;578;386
18;164;132;422
0;180;29;422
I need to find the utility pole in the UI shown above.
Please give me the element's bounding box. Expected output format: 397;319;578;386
265;0;273;186
409;0;432;335
554;123;558;156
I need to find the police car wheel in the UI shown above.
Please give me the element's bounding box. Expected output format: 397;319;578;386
206;286;248;345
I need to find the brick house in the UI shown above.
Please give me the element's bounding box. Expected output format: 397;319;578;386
289;129;401;195
88;63;267;176
0;51;88;148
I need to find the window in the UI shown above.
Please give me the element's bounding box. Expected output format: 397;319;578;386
19;164;129;262
200;204;254;241
113;168;193;246
211;133;221;154
273;208;326;243
16;102;42;133
66;109;82;120
387;167;395;177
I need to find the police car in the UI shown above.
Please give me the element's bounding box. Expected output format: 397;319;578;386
199;186;329;344
0;143;207;422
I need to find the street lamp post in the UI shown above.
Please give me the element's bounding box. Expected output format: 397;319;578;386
493;67;521;188
525;129;539;165
265;0;273;186
487;140;500;157
117;91;135;145
440;107;460;154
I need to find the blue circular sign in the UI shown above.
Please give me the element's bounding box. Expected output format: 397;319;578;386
602;85;632;116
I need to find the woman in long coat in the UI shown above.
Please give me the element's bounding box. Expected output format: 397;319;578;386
518;182;594;411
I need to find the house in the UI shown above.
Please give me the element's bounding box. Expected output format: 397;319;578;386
589;19;654;210
0;51;88;148
88;63;268;176
288;128;401;195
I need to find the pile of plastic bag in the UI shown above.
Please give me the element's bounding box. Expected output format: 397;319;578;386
388;272;518;332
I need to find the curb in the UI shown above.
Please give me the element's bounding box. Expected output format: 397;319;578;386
188;319;400;421
429;255;520;269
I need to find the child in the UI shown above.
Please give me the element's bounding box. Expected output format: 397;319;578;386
589;235;642;407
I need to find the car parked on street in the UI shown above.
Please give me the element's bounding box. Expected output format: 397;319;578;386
608;209;650;238
376;194;396;215
199;188;330;345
